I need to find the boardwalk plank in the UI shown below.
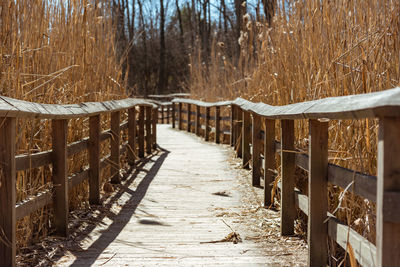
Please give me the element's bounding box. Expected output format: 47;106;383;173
55;125;306;266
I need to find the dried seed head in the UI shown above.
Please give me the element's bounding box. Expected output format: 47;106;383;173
243;13;251;24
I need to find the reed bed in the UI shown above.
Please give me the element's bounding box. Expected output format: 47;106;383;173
188;0;400;254
1;0;125;249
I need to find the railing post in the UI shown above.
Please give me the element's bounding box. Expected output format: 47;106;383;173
128;107;137;165
89;115;100;205
230;105;235;146
236;108;243;158
252;114;261;186
52;119;69;237
172;103;176;128
264;119;275;207
215;106;221;144
161;106;164;124
0;117;16;267
187;104;191;132
308;119;328;266
376;117;400;267
205;107;210;141
166;105;170;124
110;111;121;184
145;106;152;154
152;108;157;149
178;102;183;130
138;106;145;158
280;119;295;236
195;105;200;136
242;110;251;168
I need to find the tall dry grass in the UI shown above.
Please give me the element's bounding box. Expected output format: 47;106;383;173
1;0;125;248
189;0;400;249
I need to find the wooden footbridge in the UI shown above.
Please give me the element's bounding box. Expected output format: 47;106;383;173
2;89;400;266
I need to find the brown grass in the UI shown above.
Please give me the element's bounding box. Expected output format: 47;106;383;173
188;0;400;247
1;0;125;249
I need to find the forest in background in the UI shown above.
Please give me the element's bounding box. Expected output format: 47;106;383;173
112;0;272;96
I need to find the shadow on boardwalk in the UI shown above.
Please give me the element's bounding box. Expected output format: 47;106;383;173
18;125;307;266
72;148;169;266
18;148;169;266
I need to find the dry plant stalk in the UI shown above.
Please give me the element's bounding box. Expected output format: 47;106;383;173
1;0;126;249
189;0;400;248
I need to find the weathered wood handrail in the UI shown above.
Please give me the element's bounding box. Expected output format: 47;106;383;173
0;96;158;266
171;87;400;267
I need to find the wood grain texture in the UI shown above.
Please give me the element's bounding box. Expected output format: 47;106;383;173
0;96;155;119
145;106;152;154
4;86;400;120
280;119;295;236
242;111;251;169
138;107;145;158
215;106;220;144
308;120;328;266
16;189;52;221
0;117;16;267
110;111;121;184
187;104;191;132
89;115;101;204
195;105;200;135
178;103;182;130
283;182;377;267
172;103;176;128
236;108;243;158
15;150;52;172
161;106;164;124
376;117;400;267
55;125;306;266
230;105;235;146
251;114;261;186
152;109;157;149
128;108;137;165
289;152;377;203
264;119;275;207
172;87;400;120
205;107;210;141
166;104;170;124
51;119;69;237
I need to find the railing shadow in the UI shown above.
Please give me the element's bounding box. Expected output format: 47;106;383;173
37;147;170;265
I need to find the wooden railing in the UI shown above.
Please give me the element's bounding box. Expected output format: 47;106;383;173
0;96;158;267
171;87;400;267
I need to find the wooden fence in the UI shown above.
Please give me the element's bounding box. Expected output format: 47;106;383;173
0;96;158;267
171;87;400;267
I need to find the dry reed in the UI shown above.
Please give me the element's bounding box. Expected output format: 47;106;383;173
1;0;126;249
188;0;400;249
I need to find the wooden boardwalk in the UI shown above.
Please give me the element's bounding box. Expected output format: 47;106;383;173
55;125;306;266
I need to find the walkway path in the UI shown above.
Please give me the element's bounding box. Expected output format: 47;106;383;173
54;125;306;266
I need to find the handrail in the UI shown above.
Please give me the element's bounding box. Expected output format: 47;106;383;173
147;93;190;99
171;88;400;267
0;96;158;266
172;98;232;107
174;86;400;119
0;96;156;118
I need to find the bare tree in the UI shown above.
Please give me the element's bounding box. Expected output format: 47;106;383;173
262;0;276;26
158;0;166;94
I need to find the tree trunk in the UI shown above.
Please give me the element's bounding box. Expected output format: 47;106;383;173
138;0;148;97
158;0;166;94
176;0;185;53
234;0;246;61
262;0;276;26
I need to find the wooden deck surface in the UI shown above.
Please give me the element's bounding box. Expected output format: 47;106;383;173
55;125;306;266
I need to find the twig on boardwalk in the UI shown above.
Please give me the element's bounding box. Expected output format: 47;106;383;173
100;253;116;266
